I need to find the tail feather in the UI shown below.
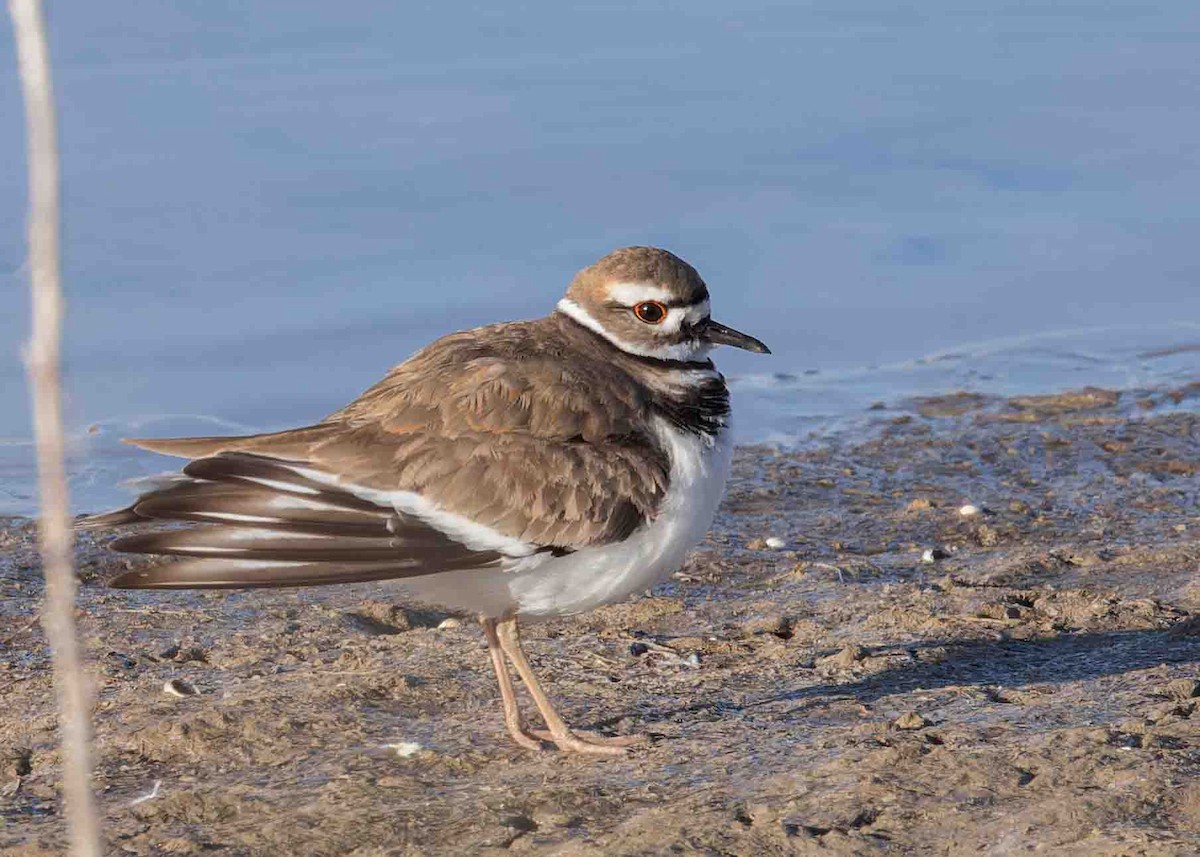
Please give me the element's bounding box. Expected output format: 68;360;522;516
108;558;477;590
123;435;240;459
77;506;141;530
123;423;338;460
111;524;483;562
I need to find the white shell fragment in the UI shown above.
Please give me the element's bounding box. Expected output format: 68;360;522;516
129;779;163;806
385;741;424;758
958;504;980;517
436;618;461;630
764;537;787;550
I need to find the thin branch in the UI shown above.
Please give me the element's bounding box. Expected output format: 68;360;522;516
8;1;103;855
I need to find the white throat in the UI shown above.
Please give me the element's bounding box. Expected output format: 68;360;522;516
556;298;712;362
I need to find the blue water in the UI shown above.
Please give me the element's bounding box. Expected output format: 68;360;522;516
2;2;1198;514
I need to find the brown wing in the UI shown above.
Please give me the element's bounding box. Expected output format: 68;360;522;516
89;317;671;589
123;318;670;547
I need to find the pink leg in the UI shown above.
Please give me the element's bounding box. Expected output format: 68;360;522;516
495;617;643;756
480;617;543;752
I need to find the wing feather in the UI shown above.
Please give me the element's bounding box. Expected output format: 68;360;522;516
89;452;507;590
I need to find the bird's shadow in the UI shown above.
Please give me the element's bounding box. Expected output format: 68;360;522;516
599;627;1200;729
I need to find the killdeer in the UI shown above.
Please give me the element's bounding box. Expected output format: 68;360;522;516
85;247;769;755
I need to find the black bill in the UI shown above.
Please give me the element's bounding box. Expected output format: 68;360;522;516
703;320;771;354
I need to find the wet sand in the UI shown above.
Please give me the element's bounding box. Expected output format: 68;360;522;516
2;383;1199;856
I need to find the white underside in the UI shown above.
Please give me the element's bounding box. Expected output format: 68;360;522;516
381;418;734;619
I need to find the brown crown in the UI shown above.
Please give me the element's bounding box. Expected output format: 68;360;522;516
565;247;710;306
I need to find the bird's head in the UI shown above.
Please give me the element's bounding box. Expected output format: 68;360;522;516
557;246;770;362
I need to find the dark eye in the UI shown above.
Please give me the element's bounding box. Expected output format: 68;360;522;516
633;301;667;324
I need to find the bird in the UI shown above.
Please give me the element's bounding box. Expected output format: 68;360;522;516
83;246;770;755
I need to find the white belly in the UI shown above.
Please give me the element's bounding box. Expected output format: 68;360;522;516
505;419;734;618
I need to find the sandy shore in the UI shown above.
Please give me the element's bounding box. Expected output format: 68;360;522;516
2;383;1199;856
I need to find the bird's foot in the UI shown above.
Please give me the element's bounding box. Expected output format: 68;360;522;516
529;728;645;755
497;717;546;752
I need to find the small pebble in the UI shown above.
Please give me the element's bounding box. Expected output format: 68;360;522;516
106;652;136;671
823;645;866;670
1169;617;1200;639
436;618;461;630
501;814;538;834
975;524;1000;547
1165;679;1200;701
893;712;930;730
744;615;796;640
958;504;980;517
764;537;786;550
162;678;197;698
629;642;650;657
2;749;32;778
1147;701;1195;724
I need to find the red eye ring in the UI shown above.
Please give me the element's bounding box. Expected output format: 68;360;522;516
633;301;668;324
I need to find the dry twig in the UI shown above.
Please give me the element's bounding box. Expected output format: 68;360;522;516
9;0;103;853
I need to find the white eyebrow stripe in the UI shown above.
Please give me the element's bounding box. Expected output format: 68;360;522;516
607;282;674;304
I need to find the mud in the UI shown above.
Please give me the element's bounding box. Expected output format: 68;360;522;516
2;383;1199;855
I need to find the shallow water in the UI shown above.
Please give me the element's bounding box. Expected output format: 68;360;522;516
1;2;1198;515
